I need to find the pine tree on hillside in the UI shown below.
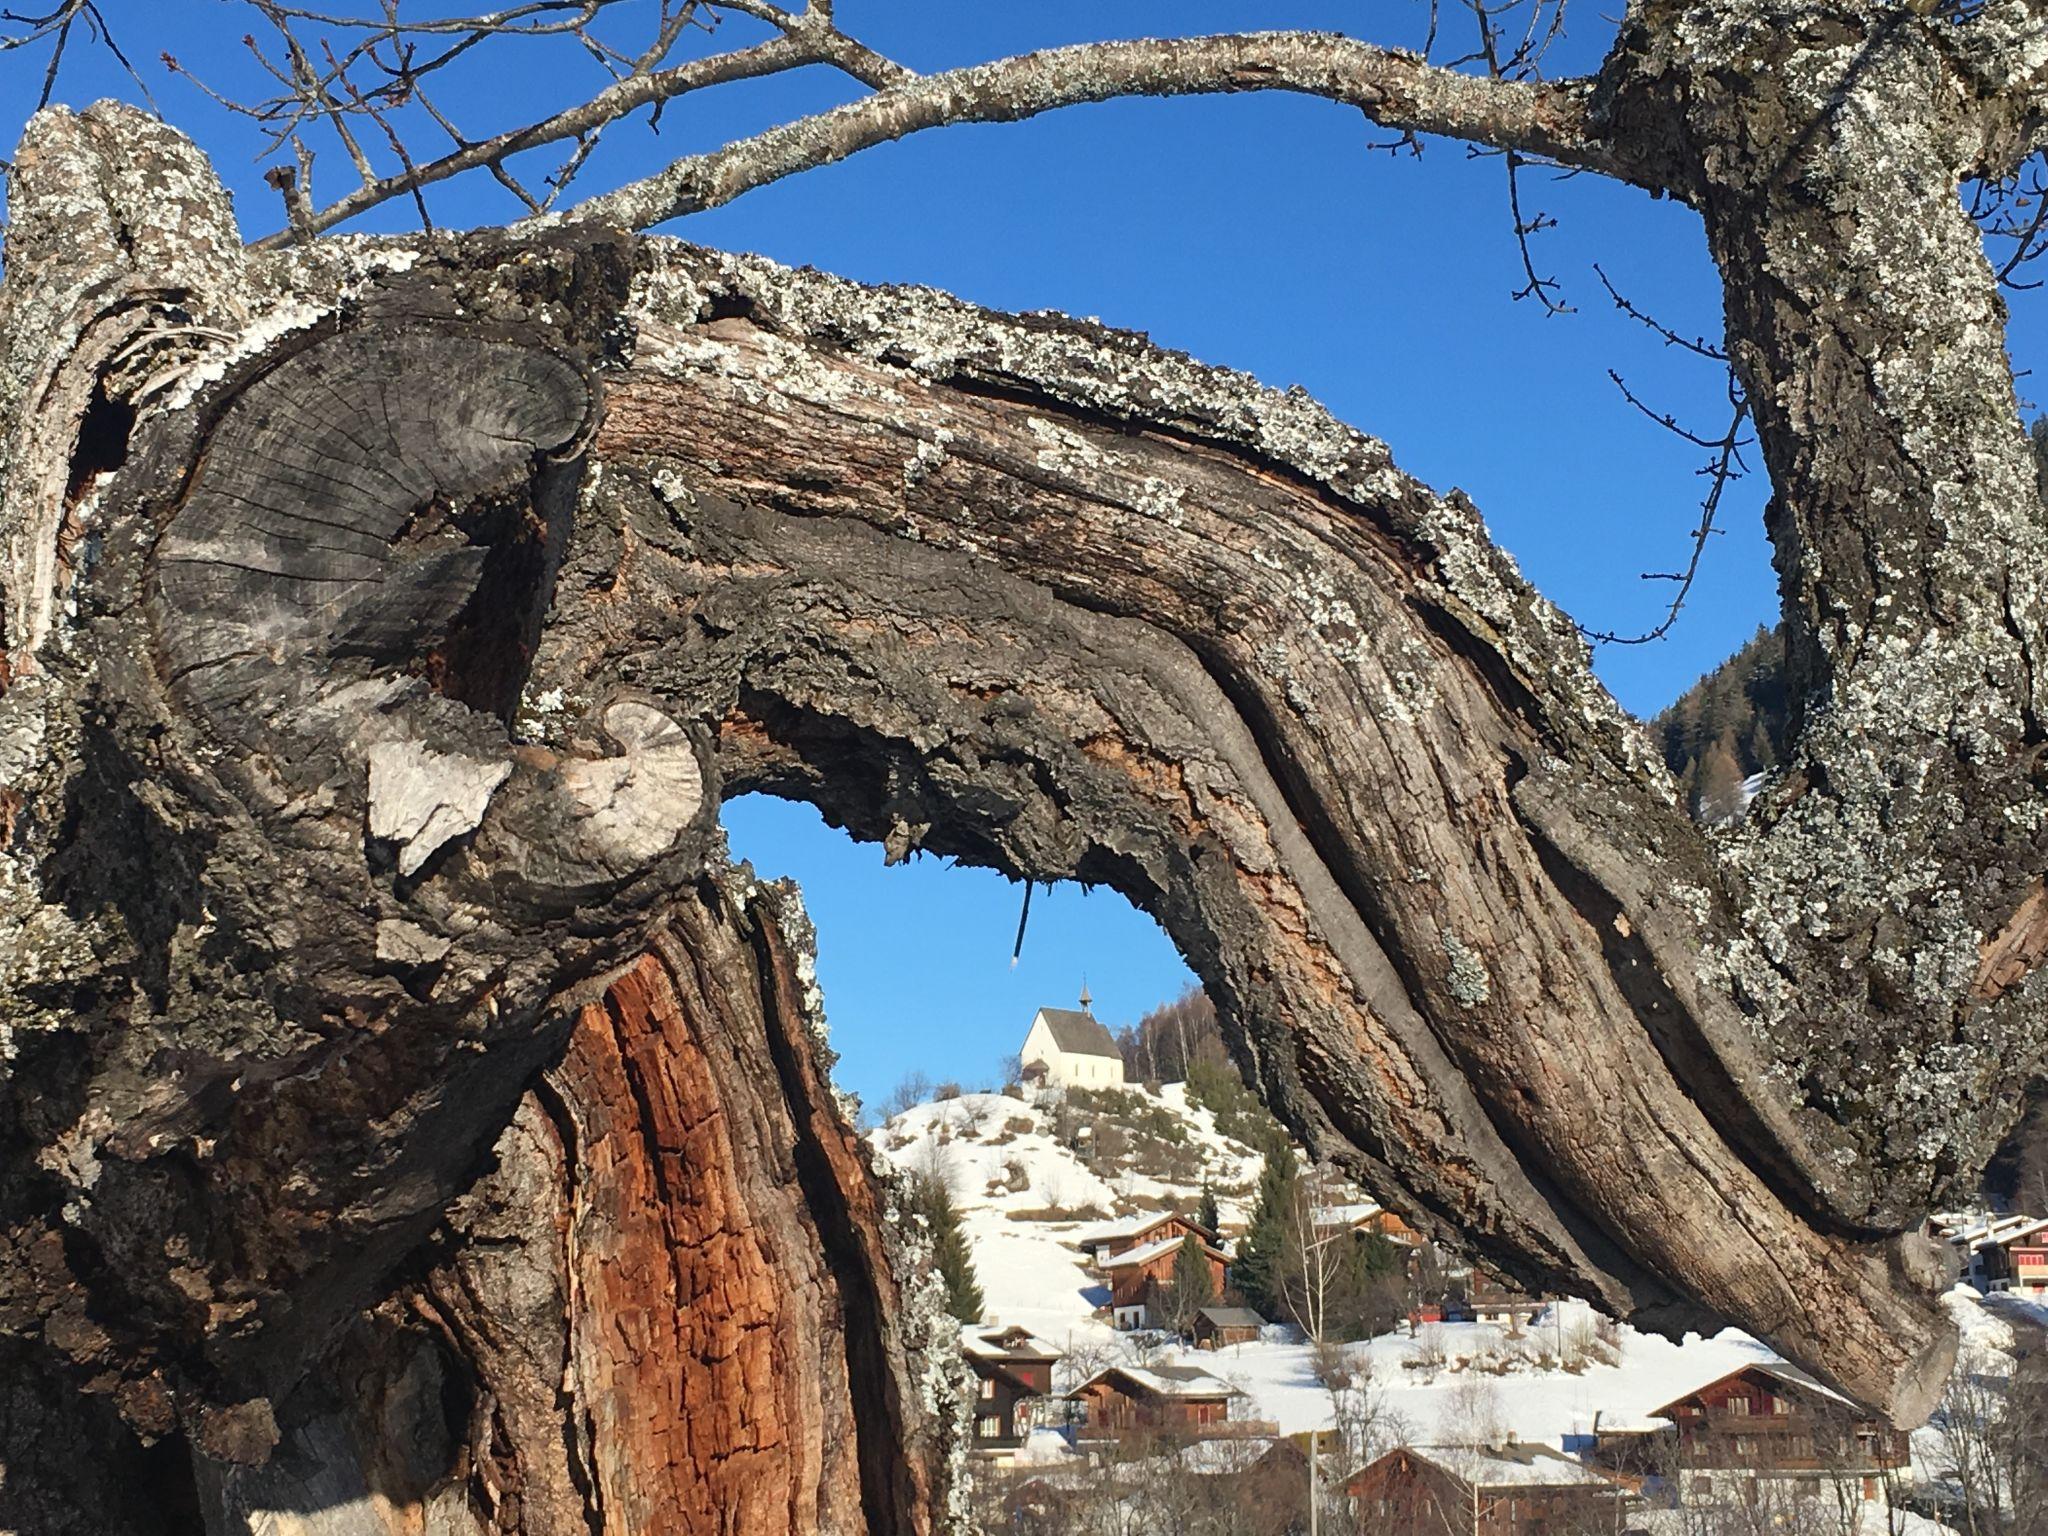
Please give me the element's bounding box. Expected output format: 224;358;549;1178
1654;624;1791;817
1231;1148;1300;1317
1163;1233;1217;1335
909;1171;983;1325
1197;1183;1220;1235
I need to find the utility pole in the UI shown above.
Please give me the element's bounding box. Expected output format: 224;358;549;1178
1307;1426;1320;1536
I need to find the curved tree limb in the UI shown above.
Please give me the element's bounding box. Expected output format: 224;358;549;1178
554;31;1636;234
11;3;2048;1515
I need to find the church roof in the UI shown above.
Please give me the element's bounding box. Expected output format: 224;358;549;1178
1032;1007;1121;1059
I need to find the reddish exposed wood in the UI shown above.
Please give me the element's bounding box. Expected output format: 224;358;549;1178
1974;880;2048;1004
412;896;940;1536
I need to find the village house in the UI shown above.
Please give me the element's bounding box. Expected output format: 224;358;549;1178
1945;1212;2048;1296
1467;1271;1545;1329
962;1325;1062;1455
1345;1443;1633;1535
1590;1362;1909;1500
1316;1200;1422;1247
1018;990;1126;1091
1065;1364;1253;1440
1191;1305;1265;1350
1103;1231;1229;1329
1072;1210;1221;1271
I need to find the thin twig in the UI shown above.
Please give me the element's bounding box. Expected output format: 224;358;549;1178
1580;376;1753;646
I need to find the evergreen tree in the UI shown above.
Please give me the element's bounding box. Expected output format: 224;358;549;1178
1196;1182;1220;1235
1163;1232;1217;1335
909;1171;983;1324
1231;1148;1299;1317
1356;1228;1400;1281
1654;623;1792;818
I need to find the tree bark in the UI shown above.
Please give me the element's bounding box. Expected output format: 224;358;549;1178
5;4;2048;1516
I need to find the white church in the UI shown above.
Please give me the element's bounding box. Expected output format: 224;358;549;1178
1017;988;1126;1090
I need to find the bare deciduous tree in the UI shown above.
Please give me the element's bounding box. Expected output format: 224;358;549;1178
5;0;2048;1529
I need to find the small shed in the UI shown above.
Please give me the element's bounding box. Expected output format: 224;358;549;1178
1192;1305;1265;1350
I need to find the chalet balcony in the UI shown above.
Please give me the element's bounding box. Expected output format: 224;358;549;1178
1072;1417;1282;1443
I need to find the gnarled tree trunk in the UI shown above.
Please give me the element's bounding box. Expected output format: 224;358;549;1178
4;1;2048;1519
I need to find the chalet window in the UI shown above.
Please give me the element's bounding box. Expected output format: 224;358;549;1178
1772;1396;1789;1414
1727;1396;1752;1415
980;1377;995;1399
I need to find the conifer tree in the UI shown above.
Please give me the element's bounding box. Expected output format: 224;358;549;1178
1164;1233;1217;1335
1197;1183;1220;1235
1231;1148;1299;1317
910;1171;984;1325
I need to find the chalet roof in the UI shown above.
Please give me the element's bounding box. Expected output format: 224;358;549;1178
1314;1202;1384;1228
1072;1210;1219;1249
1382;1444;1623;1491
1031;1007;1122;1060
1069;1364;1241;1402
1195;1306;1266;1330
962;1326;1061;1363
1101;1233;1225;1269
1649;1359;1858;1422
1939;1212;2048;1254
1977;1216;2048;1252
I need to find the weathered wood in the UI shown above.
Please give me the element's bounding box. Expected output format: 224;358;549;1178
200;879;953;1536
9;19;2048;1517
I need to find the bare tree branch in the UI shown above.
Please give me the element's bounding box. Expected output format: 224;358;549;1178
246;31;817;245
555;31;1638;234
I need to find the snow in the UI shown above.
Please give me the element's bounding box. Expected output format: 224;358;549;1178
1183;1306;1782;1443
871;1084;1264;1357
877;1082;2013;1535
1404;1444;1620;1489
1102;1234;1210;1269
1081;1364;1240;1400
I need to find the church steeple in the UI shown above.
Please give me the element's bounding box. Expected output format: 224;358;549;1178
1079;982;1093;1014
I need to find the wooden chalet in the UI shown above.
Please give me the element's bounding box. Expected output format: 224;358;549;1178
1591;1362;1908;1496
1101;1231;1228;1329
1467;1272;1544;1328
1072;1210;1221;1270
962;1326;1061;1453
1317;1200;1422;1246
1192;1304;1265;1350
1346;1443;1632;1535
1065;1364;1250;1440
1964;1215;2048;1297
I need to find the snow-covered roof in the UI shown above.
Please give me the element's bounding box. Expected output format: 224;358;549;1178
1403;1443;1623;1490
1030;1007;1122;1059
1196;1306;1266;1329
1074;1212;1167;1245
1649;1359;1858;1420
1101;1233;1221;1269
1072;1364;1242;1401
963;1325;1060;1362
1314;1202;1383;1226
1073;1209;1218;1248
1974;1216;2048;1253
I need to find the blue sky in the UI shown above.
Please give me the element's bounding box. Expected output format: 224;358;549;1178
12;2;2044;1109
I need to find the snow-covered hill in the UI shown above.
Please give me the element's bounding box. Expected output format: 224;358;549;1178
871;1080;2039;1501
872;1084;1263;1354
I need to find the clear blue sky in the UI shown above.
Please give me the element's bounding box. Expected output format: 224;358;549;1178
12;2;2044;1110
